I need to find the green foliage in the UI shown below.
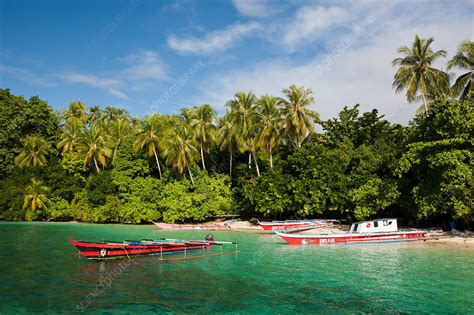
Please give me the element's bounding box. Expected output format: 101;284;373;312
159;173;232;223
397;96;473;220
86;171;116;206
48;197;72;221
0;73;472;226
349;178;400;220
70;190;92;221
0;89;59;177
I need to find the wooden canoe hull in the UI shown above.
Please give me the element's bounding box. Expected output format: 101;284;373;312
275;231;427;245
70;240;212;259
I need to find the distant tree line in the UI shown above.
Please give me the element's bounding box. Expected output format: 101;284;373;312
0;36;472;226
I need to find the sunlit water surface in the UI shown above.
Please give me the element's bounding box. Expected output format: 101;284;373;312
0;222;473;313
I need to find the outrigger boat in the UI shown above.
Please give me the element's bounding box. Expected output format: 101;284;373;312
70;235;238;260
257;219;338;231
275;218;427;245
153;222;230;231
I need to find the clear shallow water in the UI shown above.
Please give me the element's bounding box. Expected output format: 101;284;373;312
0;222;473;314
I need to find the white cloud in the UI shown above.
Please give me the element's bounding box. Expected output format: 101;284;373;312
60;50;167;99
108;88;129;100
232;0;274;18
281;5;349;48
167;22;260;54
121;50;166;80
194;9;472;124
63;72;128;99
0;64;55;87
63;73;120;88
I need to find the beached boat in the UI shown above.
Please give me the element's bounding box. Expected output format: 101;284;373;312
153;222;230;230
70;237;238;260
257;219;338;231
275;218;427;245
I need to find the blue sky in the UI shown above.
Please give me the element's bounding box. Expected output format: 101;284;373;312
0;0;472;123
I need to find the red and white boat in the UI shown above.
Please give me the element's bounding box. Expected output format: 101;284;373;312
257;219;337;231
70;237;238;260
153;222;230;231
275;218;427;245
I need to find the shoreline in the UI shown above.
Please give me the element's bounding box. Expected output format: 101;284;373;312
2;220;472;248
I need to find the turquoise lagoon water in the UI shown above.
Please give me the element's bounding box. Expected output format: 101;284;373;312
0;222;473;313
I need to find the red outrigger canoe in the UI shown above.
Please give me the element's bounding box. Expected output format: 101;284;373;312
257;219;338;231
275;218;427;245
70;237;237;260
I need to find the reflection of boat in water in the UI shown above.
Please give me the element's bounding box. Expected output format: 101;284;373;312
153;222;230;230
275;218;427;245
70;235;238;260
257;219;338;231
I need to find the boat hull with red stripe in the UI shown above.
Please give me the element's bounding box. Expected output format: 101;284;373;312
258;220;336;231
153;222;230;230
275;230;427;245
70;240;212;260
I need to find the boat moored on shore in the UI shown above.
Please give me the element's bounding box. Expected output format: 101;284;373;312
257;219;338;231
275;218;427;245
153;222;230;231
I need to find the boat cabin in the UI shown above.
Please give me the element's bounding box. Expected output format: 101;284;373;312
350;218;398;233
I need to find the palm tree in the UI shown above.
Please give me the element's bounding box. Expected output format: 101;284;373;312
447;39;473;100
187;104;216;170
23;178;50;220
57;120;83;153
132;116;164;178
280;85;319;148
162;121;199;185
227;91;259;172
102;106;128;123
60;101;88;125
392;35;450;113
15;135;50;168
77;124;112;173
109;117;131;161
88;105;102;125
257;95;282;169
217;113;242;177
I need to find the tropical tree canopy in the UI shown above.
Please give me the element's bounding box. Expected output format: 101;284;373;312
392;35;449;112
187;104;217;170
280;85;319;148
77;124;112;173
132;115;164;178
1;38;473;226
23;178;51;220
447;39;474;100
15;135;50;168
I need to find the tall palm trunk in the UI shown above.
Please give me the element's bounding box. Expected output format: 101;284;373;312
152;146;163;178
297;131;302;148
252;152;260;177
93;157;100;173
112;139;120;163
200;138;206;170
187;166;195;186
229;148;233;177
269;146;273;170
421;92;428;113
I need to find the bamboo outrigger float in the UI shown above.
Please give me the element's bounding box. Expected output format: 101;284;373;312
275;218;427;245
70;235;239;260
